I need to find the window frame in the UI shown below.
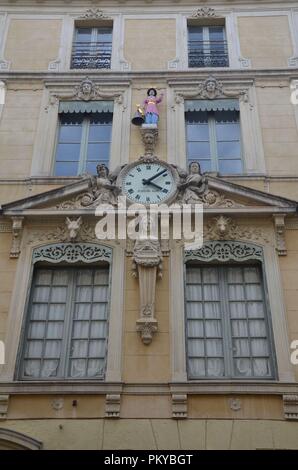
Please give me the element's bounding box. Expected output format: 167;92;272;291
71;25;113;70
52;111;113;177
184;262;277;381
187;24;229;69
17;263;112;381
185;107;244;175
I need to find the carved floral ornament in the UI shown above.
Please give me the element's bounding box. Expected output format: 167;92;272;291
48;77;124;107
78;9;111;20
174;76;250;104
204;216;271;245
190;7;218;18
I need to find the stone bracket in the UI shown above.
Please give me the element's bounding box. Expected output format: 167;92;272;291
140;126;159;157
172;394;187;419
0;394;9;420
10;216;24;259
283;394;298;420
273;214;287;256
105;394;121;418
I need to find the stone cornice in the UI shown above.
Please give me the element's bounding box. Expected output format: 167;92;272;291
0;70;297;82
0;380;297;396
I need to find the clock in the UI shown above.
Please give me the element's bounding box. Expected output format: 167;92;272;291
121;161;178;205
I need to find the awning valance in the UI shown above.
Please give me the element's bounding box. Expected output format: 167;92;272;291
59;100;114;114
185;99;240;113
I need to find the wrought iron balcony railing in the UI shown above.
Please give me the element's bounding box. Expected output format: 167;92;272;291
71;41;112;69
188;40;229;68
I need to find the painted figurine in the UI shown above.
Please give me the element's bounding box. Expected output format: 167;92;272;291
143;88;164;125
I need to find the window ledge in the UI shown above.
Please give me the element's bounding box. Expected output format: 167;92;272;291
0;380;123;395
170;381;298;396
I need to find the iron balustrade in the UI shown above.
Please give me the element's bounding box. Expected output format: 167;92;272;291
71;41;112;69
188;40;229;68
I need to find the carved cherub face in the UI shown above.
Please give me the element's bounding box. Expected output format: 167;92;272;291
144;133;154;145
206;79;216;93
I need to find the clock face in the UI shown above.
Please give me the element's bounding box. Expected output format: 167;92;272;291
122;162;176;205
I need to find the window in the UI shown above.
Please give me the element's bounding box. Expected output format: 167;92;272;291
20;266;110;380
71;26;113;69
185;101;242;174
185;264;275;379
188;25;229;68
54;106;113;176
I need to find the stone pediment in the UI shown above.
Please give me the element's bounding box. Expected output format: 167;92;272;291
0;173;297;217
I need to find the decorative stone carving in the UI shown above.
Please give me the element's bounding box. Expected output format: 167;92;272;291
172;394;187;419
204;216;270;244
140;127;159;157
51;398;64;411
283;394;298;420
229;398;242;412
32;243;112;265
79;9;111;20
201;190;243;208
0;221;11;233
0;60;10;71
65;217;82;241
191;7;217;18
10;217;24;259
28;221;97;244
132;236;163;345
177;161;208;204
185;241;264;263
273;214;287;256
81;164;121;207
49;77;124;106
0;395;9;420
105;394;121;418
175;76;249;104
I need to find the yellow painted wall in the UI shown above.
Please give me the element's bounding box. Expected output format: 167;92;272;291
238;16;293;69
124;19;176;70
4;19;62;71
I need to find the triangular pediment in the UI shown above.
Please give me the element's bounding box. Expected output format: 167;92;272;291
0;175;297;217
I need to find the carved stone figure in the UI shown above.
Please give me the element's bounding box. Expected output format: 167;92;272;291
198;76;223;100
75;77;96;101
178;162;208;203
65;217;83;241
81;164;121;207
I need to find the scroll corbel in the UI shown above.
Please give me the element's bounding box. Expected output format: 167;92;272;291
273;214;287;256
132;238;163;345
10;217;24;259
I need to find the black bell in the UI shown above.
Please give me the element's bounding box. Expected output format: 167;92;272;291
131;110;145;126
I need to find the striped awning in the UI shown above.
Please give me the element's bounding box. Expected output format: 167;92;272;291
59;100;114;114
185;99;240;113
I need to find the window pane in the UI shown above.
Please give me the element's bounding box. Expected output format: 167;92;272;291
87;143;110;161
217;142;241;159
216;122;240;141
186;111;208;124
218;159;242;174
209;26;225;42
55;143;81;162
76;28;92;42
54;161;79;177
199;160;212;172
89;124;112;141
187;142;210;159
59;124;82;143
186;124;209;141
215;110;239;123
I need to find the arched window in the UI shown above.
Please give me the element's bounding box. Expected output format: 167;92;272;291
0;428;42;450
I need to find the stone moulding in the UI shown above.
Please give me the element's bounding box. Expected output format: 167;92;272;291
283;394;298;420
105;394;121;418
185;240;263;263
32;243;112;265
172;394;187;419
0;394;9;420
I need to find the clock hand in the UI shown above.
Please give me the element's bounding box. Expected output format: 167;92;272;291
146;168;167;183
142;178;163;190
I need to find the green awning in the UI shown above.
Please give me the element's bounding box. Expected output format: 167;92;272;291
185;99;240;112
59;100;114;114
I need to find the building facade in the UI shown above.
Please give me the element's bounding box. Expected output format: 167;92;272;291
0;0;298;450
